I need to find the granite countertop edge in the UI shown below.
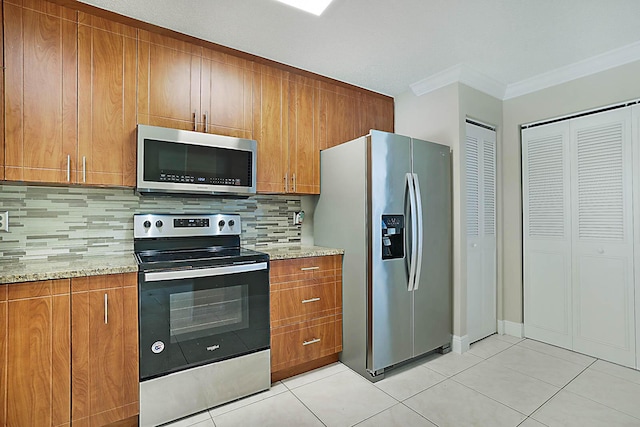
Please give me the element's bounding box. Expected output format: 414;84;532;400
0;254;139;285
1;245;344;284
254;244;344;260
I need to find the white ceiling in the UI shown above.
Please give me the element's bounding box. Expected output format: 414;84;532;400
77;0;640;98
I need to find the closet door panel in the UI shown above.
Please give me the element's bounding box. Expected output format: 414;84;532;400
522;122;572;349
466;123;497;344
634;104;640;370
571;108;635;367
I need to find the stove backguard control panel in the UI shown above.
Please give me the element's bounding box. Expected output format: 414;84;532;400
134;213;241;239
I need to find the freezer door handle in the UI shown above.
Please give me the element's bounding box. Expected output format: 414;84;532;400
406;173;418;291
412;173;424;290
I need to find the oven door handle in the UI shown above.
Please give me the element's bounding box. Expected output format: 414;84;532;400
144;262;268;282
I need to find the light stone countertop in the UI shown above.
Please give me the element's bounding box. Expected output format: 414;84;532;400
252;244;344;260
0;244;344;285
0;253;138;285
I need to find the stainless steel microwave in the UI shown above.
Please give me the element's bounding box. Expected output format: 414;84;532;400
137;125;257;196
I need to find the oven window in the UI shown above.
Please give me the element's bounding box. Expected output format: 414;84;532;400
169;285;249;343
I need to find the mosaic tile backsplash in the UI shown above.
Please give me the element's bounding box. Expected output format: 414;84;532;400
0;183;301;264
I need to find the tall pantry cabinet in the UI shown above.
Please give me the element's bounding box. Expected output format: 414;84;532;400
523;105;640;369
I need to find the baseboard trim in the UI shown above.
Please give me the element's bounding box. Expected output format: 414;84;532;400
498;320;524;338
452;335;470;354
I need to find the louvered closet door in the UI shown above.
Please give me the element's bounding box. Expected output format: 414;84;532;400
466;122;497;344
570;108;635;367
522;121;573;349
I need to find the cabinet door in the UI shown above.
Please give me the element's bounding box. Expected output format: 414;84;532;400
358;93;394;136
570;108;636;367
3;279;70;426
253;65;289;193
318;83;358;150
71;274;138;426
4;0;77;183
288;75;320;194
78;14;137;187
522;121;573;349
201;50;253;139
138;30;201;131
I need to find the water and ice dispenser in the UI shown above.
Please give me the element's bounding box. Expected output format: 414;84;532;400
381;215;405;259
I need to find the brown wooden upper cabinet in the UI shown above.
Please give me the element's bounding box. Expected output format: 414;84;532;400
138;32;254;139
4;0;137;187
4;0;78;184
252;64;289;193
2;0;393;192
78;13;137;187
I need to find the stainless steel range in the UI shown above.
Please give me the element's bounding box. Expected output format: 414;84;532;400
134;213;270;426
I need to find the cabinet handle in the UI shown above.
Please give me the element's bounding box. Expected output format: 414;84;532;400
193;109;198;131
66;154;71;182
292;173;296;193
300;266;320;271
302;297;321;304
284;173;289;192
204;111;209;133
104;293;108;324
303;338;321;346
82;156;86;183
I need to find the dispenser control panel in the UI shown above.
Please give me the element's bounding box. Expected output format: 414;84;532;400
382;215;405;260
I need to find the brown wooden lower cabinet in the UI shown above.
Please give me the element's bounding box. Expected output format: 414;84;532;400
1;279;71;427
0;272;138;427
71;273;139;426
270;255;343;381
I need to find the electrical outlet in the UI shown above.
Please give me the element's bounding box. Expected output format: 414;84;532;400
293;211;305;226
0;211;8;232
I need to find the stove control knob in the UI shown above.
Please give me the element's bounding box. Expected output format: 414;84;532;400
156;220;163;228
218;220;226;228
143;220;151;228
228;219;235;227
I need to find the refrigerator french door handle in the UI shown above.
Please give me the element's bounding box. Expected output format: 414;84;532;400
412;173;424;290
406;173;418;292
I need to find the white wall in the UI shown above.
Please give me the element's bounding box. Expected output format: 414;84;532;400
502;60;640;324
396;83;502;341
395;84;464;336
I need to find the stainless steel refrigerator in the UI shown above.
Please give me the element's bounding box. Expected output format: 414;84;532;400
314;130;452;382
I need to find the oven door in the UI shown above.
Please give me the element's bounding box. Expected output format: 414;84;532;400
139;262;269;381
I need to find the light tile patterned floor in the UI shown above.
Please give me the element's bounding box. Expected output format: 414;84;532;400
164;335;640;427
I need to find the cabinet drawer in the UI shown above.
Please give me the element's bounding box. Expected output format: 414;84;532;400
270;255;339;282
271;281;337;327
271;316;337;372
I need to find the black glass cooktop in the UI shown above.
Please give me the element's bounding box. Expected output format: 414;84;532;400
136;246;269;271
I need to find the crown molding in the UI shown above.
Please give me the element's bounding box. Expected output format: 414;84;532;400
410;64;506;100
503;40;640;99
409;41;640;101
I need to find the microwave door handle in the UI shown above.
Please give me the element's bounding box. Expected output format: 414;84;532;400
144;262;268;282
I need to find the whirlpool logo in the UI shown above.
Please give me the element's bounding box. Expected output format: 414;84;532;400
206;344;220;352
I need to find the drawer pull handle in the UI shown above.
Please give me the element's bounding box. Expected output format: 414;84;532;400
300;266;320;271
302;297;320;304
303;338;321;346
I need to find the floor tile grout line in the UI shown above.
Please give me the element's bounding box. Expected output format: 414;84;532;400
287;388;329;427
448;375;533;419
280;365;348;391
515;339;596;367
474;353;572;389
524;356;598;422
558;357;640;422
398;401;443;427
